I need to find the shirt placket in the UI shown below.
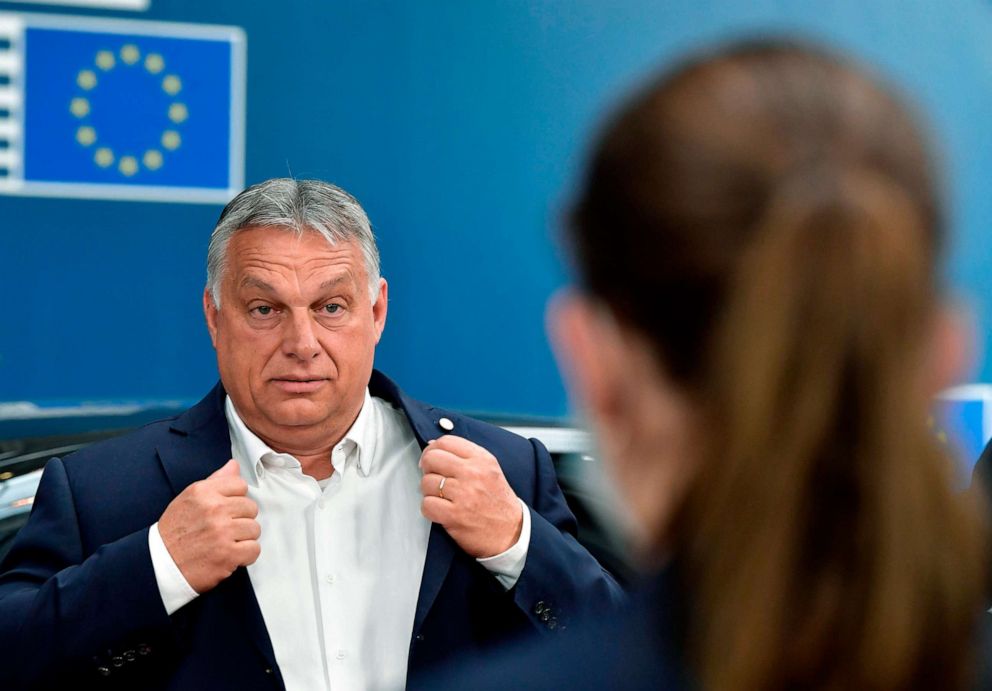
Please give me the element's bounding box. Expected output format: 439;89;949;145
319;443;351;689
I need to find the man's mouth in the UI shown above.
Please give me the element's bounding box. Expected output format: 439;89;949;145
271;377;329;393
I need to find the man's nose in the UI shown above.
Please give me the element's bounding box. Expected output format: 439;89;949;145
283;311;321;360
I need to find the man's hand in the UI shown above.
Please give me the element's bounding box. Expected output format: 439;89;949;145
158;459;261;594
419;436;523;558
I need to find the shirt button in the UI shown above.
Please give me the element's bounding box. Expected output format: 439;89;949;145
438;417;455;432
325;574;335;585
336;649;347;661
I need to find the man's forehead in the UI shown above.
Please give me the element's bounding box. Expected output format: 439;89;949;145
227;226;364;286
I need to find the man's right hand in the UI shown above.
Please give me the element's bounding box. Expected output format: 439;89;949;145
157;459;261;594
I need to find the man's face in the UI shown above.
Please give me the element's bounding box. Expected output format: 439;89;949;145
204;226;387;450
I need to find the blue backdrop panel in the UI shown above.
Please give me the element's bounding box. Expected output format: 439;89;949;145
2;0;992;427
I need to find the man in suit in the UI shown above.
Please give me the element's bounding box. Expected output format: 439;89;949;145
0;178;623;690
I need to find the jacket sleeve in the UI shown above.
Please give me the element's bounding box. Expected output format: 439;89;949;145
0;457;177;687
509;438;626;632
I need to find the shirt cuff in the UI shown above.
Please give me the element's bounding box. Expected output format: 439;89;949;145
477;498;531;590
148;521;200;615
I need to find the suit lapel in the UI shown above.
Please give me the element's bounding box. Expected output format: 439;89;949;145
156;382;230;494
155;382;282;680
369;370;458;634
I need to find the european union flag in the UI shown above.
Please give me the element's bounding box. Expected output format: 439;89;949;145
0;13;244;203
933;385;992;488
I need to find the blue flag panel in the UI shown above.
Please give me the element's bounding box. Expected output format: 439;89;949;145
2;13;244;203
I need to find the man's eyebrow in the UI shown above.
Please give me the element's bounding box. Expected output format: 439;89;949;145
240;276;276;292
319;276;349;290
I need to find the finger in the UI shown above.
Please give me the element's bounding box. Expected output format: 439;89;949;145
230;518;261;541
233;540;261;566
224;496;259;519
421;496;455;525
420;448;470;478
208;459;241;479
208;475;249;497
420;473;455;500
428;435;492;459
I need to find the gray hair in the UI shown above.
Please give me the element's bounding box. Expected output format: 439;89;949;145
206;178;381;308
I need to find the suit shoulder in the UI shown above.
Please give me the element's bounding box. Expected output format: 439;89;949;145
437;411;547;471
59;415;180;474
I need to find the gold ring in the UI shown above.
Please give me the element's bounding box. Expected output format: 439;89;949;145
438;476;447;500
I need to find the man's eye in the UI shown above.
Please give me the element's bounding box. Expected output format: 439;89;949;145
323;303;341;314
251;305;274;316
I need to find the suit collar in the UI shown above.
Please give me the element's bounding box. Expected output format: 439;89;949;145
369;369;440;446
159;381;231;495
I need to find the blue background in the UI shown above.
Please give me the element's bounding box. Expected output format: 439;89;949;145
24;27;232;188
935;397;990;484
2;0;992;424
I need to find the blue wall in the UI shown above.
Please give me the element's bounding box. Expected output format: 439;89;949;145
3;0;992;417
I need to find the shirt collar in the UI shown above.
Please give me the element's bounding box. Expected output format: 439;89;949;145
224;389;378;485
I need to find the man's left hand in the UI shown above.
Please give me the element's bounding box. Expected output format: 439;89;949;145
420;435;523;558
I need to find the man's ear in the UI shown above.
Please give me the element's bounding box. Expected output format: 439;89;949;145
926;302;976;396
372;278;388;344
203;288;219;349
547;290;630;428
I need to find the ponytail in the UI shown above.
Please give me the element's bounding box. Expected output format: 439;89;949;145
675;166;987;691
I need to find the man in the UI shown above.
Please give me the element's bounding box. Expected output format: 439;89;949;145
0;178;623;690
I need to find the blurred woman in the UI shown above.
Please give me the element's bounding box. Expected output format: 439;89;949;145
418;40;988;691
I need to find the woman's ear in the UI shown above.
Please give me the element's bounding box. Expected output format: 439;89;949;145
926;302;976;396
547;289;631;430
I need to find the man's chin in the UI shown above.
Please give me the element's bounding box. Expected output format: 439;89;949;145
265;402;333;428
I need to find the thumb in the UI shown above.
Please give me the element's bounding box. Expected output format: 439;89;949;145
208;458;241;479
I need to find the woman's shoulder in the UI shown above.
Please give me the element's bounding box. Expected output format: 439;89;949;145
411;569;692;691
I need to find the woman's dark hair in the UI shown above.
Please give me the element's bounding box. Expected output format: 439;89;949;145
569;40;986;690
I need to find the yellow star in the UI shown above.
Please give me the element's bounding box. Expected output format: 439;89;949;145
77;70;97;90
145;53;164;74
162;75;182;96
69;97;90;118
76;126;96;147
120;44;140;66
143;149;163;171
168;102;188;124
161;130;181;151
119;155;139;176
95;50;115;71
94;148;115;168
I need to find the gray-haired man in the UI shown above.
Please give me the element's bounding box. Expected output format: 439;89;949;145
0;178;623;690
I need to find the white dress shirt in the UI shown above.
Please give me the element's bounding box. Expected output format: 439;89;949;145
148;390;531;691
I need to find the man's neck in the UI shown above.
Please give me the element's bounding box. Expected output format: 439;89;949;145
255;430;339;480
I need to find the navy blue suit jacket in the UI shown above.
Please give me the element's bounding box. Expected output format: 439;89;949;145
0;370;623;689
